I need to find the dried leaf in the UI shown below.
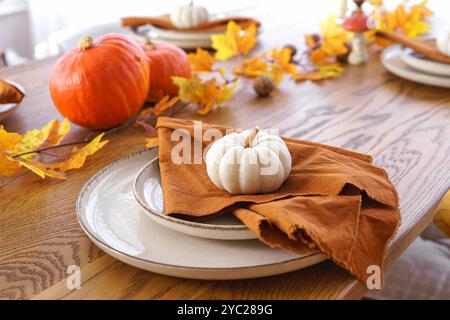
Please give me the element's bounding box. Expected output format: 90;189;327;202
145;137;159;149
188;48;216;72
52;133;108;172
0;128;23;176
267;47;298;77
370;0;432;47
212;21;257;60
233;56;270;78
172;75;238;115
319;14;349;57
293;64;344;82
14;118;71;159
15;157;66;180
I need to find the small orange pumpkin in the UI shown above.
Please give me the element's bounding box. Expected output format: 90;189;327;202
49;34;150;129
141;40;191;100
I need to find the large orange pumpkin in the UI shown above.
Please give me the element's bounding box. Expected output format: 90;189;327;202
141;40;191;100
49;34;150;129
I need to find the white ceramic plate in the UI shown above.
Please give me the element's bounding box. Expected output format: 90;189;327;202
76;149;327;280
0;80;25;122
381;45;450;88
401;47;450;77
133;155;257;241
144;31;212;49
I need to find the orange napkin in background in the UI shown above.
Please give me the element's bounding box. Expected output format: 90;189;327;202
155;117;401;283
121;15;261;33
0;79;24;104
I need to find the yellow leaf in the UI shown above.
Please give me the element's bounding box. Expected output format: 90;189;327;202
53;133;108;172
188;48;216;72
15;157;66;180
371;0;432;46
433;189;450;238
0;128;23;176
14;118;71;158
141;95;180;118
293;64;344;82
233;56;269;78
212;21;257;61
173;75;238;116
145;137;159;149
267;47;298;76
319;14;349;57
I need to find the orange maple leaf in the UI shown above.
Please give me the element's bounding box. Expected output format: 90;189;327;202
0;128;23;176
172;75;238;115
188;48;216;72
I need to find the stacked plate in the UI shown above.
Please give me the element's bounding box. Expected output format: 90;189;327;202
143;25;220;50
381;44;450;88
76;148;327;280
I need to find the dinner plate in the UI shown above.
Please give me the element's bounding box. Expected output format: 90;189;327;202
401;47;450;77
76;149;327;280
144;31;212;49
0;80;25;122
381;45;450;88
133;155;257;241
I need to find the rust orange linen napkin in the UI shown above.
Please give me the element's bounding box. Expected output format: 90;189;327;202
155;117;401;282
121;15;260;32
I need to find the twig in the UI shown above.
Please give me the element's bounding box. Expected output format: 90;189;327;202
12;117;135;159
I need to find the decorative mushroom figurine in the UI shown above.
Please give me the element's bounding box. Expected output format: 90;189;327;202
343;0;370;65
437;26;450;57
170;1;209;29
205;128;292;195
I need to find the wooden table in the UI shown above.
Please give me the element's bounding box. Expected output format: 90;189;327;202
1;5;450;299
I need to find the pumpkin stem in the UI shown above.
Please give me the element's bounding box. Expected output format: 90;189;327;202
143;38;157;51
79;35;94;51
244;127;259;148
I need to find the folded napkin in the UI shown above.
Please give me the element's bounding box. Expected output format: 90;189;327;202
121;15;261;33
0;79;24;104
155;117;401;283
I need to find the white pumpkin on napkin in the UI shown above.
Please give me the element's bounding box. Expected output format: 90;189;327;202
205;128;292;194
170;2;209;29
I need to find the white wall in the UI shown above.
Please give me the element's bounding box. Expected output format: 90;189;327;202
0;0;32;57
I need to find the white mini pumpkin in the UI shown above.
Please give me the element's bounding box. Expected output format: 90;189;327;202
205;128;292;194
170;2;209;29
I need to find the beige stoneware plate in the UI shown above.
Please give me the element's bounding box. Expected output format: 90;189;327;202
76;149;327;280
381;45;450;88
133;154;257;241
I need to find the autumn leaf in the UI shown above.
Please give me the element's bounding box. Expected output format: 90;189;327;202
212;21;257;60
319;14;349;57
370;0;432;47
52;133;108;172
267;47;298;77
14;118;71;159
188;48;216;72
173;75;238;115
0;128;23;176
233;56;270;78
145;137;159;149
15;157;66;180
293;64;344;82
144;95;180;118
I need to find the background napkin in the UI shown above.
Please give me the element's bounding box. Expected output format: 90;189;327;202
155;117;401;282
121;15;261;32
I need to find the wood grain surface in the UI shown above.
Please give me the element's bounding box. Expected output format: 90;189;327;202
1;4;450;300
